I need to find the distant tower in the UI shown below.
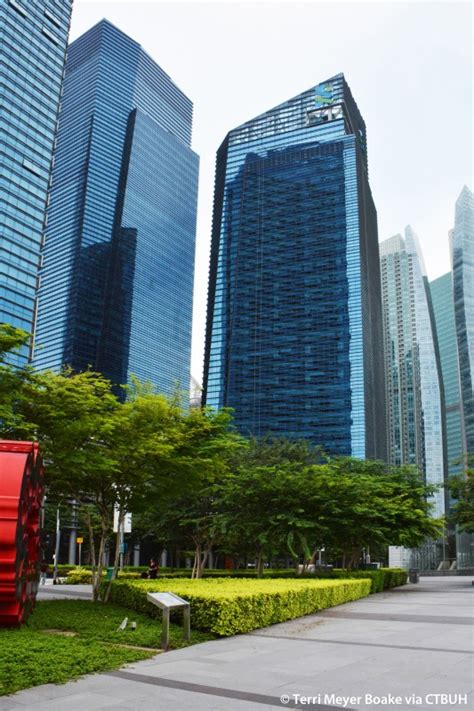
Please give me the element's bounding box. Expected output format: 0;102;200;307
203;74;386;459
380;228;446;516
33;20;199;394
190;376;202;409
0;0;73;364
451;186;474;457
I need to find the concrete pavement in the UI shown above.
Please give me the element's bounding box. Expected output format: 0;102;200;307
4;576;473;711
36;582;92;600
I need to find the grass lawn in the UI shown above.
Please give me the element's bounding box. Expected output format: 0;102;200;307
0;599;214;696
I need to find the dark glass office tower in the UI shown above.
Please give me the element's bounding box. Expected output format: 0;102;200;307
452;186;473;457
0;0;72;365
203;74;386;459
33;20;199;393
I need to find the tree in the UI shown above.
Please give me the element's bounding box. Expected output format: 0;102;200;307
0;324;36;438
216;454;444;572
216;439;325;575
447;461;474;534
302;458;444;568
133;406;246;578
20;368;120;598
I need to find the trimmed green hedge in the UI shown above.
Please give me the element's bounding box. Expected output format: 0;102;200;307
65;568;140;584
149;567;407;592
62;565;407;592
102;577;372;636
306;568;407;593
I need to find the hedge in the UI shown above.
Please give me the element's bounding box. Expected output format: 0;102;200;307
64;566;406;590
306;568;407;593
65;568;140;584
137;567;407;592
101;577;372;636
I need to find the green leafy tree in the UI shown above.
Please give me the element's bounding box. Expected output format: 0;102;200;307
216;439;325;575
302;458;443;569
0;324;36;437
447;461;474;534
135;406;246;578
20;369;120;598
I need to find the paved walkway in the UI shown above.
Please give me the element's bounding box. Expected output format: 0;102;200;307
4;577;473;711
37;582;92;600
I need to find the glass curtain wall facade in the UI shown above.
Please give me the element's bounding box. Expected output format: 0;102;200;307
452;186;474;457
0;0;72;365
203;74;386;459
380;229;446;517
33;20;199;393
430;273;463;487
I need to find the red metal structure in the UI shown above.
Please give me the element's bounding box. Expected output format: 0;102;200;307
0;441;43;626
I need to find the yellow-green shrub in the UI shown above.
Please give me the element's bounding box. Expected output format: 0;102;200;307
102;577;372;636
66;568;140;584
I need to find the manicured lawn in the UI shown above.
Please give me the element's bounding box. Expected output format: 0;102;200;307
0;599;214;696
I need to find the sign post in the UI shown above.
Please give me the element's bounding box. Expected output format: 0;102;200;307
147;592;191;650
76;537;83;566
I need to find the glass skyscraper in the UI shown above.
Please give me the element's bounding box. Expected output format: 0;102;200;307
33;20;199;393
380;229;446;516
430;272;463;490
452;186;473;457
203;74;386;459
0;0;72;365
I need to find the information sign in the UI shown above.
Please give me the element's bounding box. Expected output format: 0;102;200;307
147;592;187;609
147;591;190;649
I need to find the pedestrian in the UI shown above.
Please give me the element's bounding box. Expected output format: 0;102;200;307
148;558;159;579
39;559;49;585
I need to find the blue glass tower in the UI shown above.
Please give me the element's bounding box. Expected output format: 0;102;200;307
0;0;72;365
430;272;463;490
203;74;386;459
33;20;199;393
452;186;473;457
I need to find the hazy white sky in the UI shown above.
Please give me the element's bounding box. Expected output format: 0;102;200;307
72;0;473;381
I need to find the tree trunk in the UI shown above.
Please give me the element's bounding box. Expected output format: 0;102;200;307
192;543;201;579
257;550;265;578
93;520;108;602
84;508;96;571
349;549;360;570
103;509;125;602
199;548;210;578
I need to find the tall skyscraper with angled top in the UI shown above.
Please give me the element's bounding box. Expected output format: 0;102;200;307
33;19;199;393
203;74;386;459
0;0;73;365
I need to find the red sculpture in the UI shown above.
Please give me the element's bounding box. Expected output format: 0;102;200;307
0;440;44;626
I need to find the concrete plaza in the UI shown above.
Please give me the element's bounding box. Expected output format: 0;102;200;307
3;577;473;711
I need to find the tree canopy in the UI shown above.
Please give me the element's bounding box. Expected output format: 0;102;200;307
0;322;445;588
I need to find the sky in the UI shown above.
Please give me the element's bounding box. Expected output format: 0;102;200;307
71;0;473;381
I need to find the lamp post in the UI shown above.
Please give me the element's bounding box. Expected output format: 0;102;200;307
53;506;61;584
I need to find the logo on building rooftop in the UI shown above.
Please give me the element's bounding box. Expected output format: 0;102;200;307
314;83;333;106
